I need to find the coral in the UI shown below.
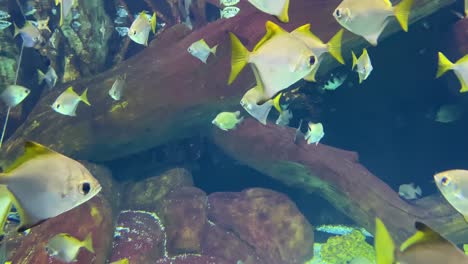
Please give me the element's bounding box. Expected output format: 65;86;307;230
319;230;375;264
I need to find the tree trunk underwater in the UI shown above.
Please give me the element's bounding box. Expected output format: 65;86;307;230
0;0;459;244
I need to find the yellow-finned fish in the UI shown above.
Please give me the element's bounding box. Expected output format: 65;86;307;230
109;73;127;101
333;0;414;46
247;0;289;23
0;85;30;108
375;218;468;264
52;86;90;116
352;48;373;83
229;21;318;100
436;52;468;93
212;111;244;131
37;66;58;90
46;233;94;262
128;11;156;46
187;39;218;64
290;25;344;82
434;170;468;222
13;21;44;48
0;141;102;232
55;0;78;27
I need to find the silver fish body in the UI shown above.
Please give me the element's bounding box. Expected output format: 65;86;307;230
109;74;127;100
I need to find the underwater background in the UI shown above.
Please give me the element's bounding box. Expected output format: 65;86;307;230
0;0;468;263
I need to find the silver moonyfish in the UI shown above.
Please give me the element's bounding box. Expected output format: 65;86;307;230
333;0;414;46
247;0;289;22
38;66;58;90
434;104;463;123
305;122;324;145
212;111;244;131
290;25;344;82
46;233;94;262
109;73;127;101
187;39;218;64
220;6;240;19
52;86;91;116
437;52;468;93
220;0;239;6
55;0;77;26
375;218;468;264
352;48;373;83
0;141;102;232
128;11;156;46
398;183;422;200
434;169;468;222
0;85;30;108
229;21;318;100
13;21;44;48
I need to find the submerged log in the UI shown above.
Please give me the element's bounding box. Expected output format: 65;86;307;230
211;118;468;244
0;0;454;166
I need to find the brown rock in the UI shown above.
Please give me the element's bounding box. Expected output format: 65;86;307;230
207;188;314;264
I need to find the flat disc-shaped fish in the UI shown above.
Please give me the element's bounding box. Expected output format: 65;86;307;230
0;141;102;231
109;74;127;100
46;233;94;262
52;87;90;116
434;170;468;222
333;0;413;46
305;122;324;145
0;85;30;107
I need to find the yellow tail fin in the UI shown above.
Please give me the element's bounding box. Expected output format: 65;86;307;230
211;45;218;55
228;33;250;85
436;52;454;78
82;233;94;253
278;0;290;23
375;218;396;264
151;12;157;34
351;51;358;70
80;88;91;106
393;0;414;32
13;23;20;38
327;29;344;65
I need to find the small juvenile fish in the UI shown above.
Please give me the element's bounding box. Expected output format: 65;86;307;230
46;233;94;262
38;66;58;89
434;104;463;123
56;0;78;26
187;39;218;64
14;21;44;48
333;0;414;46
0;21;11;30
128;11;156;46
375;218;468;264
434;170;468;222
0;141;101;231
52;86;91;116
352;48;373;83
115;27;129;37
437;52;468;93
109;74;127;101
0;10;10;20
212;111;244;131
322;72;348;91
220;0;239;6
0;85;31;107
305;122;324;145
247;0;289;22
116;6;129;18
220;7;240;19
398;183;422;200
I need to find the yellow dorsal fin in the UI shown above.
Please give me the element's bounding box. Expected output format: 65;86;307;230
253;21;287;52
383;0;392;7
352;51;358;70
400;222;446;252
292;24;323;44
374;218;395;264
4;141;56;173
65;86;79;97
277;0;290;23
151;12;157;34
139;11;147;19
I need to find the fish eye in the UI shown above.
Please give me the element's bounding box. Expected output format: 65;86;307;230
187;47;192;52
56;104;60;109
80;182;91;195
335;9;341;18
441;176;450;186
309;56;316;66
